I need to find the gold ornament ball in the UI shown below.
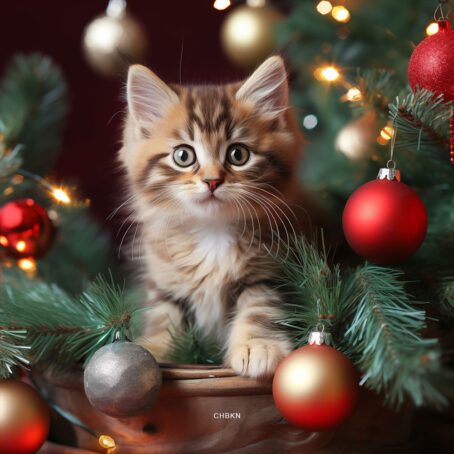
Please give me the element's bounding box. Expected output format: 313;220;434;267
221;5;282;69
0;379;50;454
82;10;147;77
335;111;377;160
272;344;359;431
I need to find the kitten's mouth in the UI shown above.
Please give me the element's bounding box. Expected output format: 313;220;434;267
197;193;221;205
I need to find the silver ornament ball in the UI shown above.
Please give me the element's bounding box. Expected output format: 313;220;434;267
84;342;162;418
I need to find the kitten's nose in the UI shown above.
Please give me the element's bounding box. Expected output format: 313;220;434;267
203;178;224;193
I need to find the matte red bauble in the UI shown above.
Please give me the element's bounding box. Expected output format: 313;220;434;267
343;169;427;264
0;199;55;258
272;332;359;431
408;20;454;101
0;380;50;454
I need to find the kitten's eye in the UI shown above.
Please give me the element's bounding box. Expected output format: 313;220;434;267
226;144;250;166
173;146;196;167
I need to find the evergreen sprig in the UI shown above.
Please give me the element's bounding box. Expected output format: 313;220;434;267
167;322;223;365
389;89;452;160
0;54;68;175
345;265;447;408
0;272;140;374
276;237;449;408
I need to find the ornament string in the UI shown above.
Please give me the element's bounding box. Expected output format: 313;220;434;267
387;118;398;169
434;0;450;21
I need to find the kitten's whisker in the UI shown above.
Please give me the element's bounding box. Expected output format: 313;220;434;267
244;191;291;258
107;194;137;221
252;194;294;259
235;193;261;252
244;192;279;253
118;220;136;259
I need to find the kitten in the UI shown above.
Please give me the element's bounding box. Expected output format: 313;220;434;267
119;56;305;378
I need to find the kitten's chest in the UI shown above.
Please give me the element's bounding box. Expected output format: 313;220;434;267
146;225;251;291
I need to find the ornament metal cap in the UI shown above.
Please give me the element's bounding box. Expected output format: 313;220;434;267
377;167;401;181
308;331;332;346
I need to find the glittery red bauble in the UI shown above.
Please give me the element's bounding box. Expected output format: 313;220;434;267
343;179;427;264
408;20;454;101
0;199;55;258
0;380;50;454
272;344;359;431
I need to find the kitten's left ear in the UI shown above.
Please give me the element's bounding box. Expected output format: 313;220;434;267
235;56;288;116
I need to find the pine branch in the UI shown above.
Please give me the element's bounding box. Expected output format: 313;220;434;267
0;54;68;175
0;143;22;180
167;322;223;365
389;89;452;160
37;204;114;293
352;69;401;117
345;265;447;408
276;236;354;347
0;272;140;372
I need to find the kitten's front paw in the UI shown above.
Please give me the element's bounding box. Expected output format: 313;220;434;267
227;338;291;379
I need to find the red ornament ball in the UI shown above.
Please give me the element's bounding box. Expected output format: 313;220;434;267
0;380;50;454
408;20;454;101
273;343;359;431
0;199;55;259
343;178;427;264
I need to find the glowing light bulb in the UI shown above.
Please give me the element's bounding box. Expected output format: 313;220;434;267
380;125;394;141
426;22;439;36
346;87;362;102
332;6;350;23
18;258;37;273
99;435;116;450
303;114;318;130
51;187;71;204
213;0;231;11
315;66;341;82
16;241;26;252
0;235;8;247
316;1;333;15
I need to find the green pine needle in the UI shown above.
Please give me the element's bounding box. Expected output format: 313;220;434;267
167;323;223;365
0;271;140;374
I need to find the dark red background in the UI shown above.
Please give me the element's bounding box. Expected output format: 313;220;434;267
0;0;243;239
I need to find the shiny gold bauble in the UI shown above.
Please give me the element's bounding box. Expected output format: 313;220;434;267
221;4;282;69
0;379;50;454
335;111;378;160
82;8;147;77
272;343;359;431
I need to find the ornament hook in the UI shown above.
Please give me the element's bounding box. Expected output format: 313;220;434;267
434;1;450;21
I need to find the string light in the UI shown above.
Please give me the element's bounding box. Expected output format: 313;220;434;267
345;87;362;102
316;1;333;15
380;125;394;141
15;241;26;253
331;6;351;23
51;187;71;204
377;124;395;145
314;65;341;82
17;258;37;274
213;0;231;10
426;22;439;36
99;434;116;450
303;114;319;130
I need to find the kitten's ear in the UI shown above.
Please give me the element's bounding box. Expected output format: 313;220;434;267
235;56;288;116
127;65;179;129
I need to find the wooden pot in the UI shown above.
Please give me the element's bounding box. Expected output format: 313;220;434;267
35;364;417;454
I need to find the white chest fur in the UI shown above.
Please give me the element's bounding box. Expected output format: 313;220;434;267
145;224;248;339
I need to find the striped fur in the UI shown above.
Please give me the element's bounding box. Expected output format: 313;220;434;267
119;57;303;378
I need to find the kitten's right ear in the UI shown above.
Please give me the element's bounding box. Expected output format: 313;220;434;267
127;65;179;130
